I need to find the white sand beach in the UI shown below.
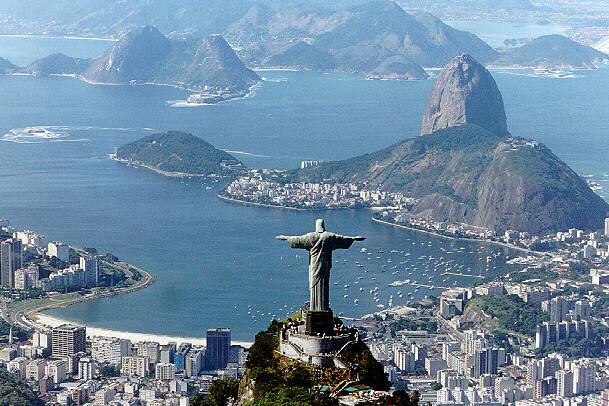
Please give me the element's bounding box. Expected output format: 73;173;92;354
33;313;252;348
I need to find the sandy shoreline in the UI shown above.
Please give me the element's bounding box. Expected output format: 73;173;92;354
33;313;252;347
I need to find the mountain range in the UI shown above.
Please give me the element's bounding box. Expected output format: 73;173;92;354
294;55;609;234
1;1;605;81
12;26;260;96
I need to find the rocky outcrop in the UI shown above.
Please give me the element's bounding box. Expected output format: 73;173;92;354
421;54;509;137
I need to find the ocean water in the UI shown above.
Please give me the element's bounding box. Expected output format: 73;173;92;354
0;35;114;66
447;20;571;48
0;37;608;341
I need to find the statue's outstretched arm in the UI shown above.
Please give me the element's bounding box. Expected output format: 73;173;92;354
276;233;315;249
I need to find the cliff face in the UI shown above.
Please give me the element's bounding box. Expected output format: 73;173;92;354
421;54;508;137
295;55;609;234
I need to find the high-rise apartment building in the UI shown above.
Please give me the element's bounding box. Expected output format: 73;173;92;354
1;239;22;288
205;328;231;370
121;356;149;377
51;324;86;358
155;362;176;380
78;356;96;380
91;336;131;366
79;256;99;287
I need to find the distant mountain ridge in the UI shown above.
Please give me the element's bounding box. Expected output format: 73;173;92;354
85;26;260;92
230;1;497;76
1;26;260;97
493;35;608;69
293;55;609;234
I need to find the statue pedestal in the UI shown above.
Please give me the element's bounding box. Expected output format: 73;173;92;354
280;309;358;368
304;309;334;336
279;331;355;368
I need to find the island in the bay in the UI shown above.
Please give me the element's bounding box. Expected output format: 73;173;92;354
113;131;245;178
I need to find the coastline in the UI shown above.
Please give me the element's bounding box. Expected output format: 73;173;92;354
371;217;541;255
6;72;259;106
217;193;308;211
111;156;212;178
0;33;116;42
3;250;256;347
7;255;151;334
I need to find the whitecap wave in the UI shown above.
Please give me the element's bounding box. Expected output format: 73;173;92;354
1;126;70;143
261;76;288;82
224;150;271;158
1;125;155;144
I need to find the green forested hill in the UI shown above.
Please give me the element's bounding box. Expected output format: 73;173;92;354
0;369;44;406
116;131;243;176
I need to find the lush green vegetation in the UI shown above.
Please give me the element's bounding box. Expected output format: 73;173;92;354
388;318;438;336
508;267;556;283
0;319;29;342
362;390;420;406
252;387;338;406
242;319;390;404
191;378;239;406
98;364;120;377
0;369;44;405
536;337;606;358
470;294;548;336
116;131;242;176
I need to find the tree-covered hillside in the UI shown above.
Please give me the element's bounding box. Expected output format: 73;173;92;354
116;131;244;176
0;369;44;406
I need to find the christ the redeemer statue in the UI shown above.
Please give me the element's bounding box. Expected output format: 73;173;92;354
276;219;365;312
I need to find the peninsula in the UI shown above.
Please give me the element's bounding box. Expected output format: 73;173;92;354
114;131;245;178
221;55;609;239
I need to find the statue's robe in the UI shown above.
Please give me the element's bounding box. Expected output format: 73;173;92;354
286;232;356;312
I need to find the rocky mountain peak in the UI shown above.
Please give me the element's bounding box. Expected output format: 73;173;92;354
420;54;509;137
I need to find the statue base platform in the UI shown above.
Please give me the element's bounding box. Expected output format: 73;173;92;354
304;309;334;336
279;331;355;368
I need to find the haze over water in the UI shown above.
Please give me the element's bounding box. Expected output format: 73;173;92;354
0;37;608;340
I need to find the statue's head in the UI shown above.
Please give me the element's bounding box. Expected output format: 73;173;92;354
315;219;325;233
